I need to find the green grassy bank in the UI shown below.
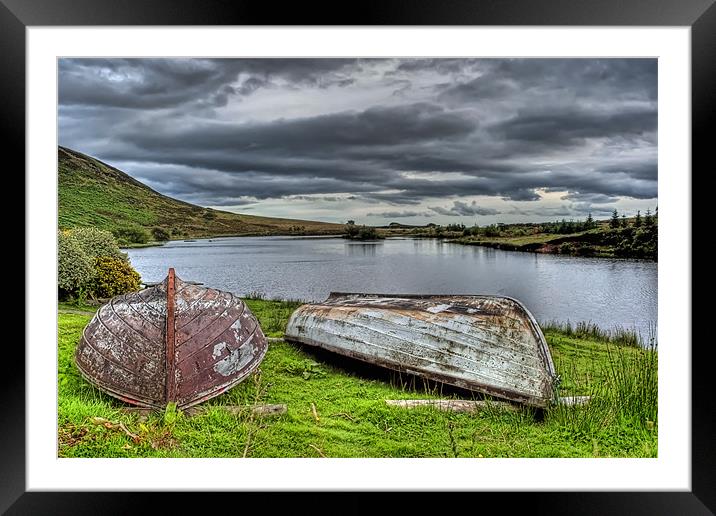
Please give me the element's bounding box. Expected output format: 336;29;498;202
58;300;657;458
59;146;343;241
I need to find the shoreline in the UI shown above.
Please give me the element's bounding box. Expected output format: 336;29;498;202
122;233;657;263
120;231;345;249
444;238;657;262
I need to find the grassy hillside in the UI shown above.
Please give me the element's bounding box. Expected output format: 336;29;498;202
58;299;657;458
58;146;343;239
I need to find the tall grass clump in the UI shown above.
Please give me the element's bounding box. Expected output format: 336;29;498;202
541;320;642;347
604;339;658;426
549;329;657;438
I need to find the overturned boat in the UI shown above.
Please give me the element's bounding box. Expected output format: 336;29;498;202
285;293;557;408
75;268;267;410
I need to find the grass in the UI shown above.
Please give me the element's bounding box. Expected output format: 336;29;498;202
540;320;651;348
446;223;657;261
58;146;344;239
57;300;657;458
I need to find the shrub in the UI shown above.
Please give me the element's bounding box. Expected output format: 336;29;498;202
58;230;94;298
92;256;142;298
112;225;150;245
559;242;574;255
574;244;595;256
344;222;359;238
151;227;171;241
357;226;380;239
483;224;501;237
67;227;125;260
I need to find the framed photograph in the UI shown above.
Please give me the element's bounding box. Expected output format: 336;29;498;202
11;0;710;513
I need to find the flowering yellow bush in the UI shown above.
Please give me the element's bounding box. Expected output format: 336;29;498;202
92;256;141;298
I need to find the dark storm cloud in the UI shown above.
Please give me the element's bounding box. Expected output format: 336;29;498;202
596;161;658;181
116;102;477;152
438;59;657;104
429;201;500;217
490;107;656;145
59;58;657;217
59;58;360;109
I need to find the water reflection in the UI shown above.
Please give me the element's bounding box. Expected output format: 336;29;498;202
345;241;381;257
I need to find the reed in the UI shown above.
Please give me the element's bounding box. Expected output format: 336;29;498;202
540;319;645;348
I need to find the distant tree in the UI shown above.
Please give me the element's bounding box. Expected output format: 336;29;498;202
644;208;654;227
446;223;465;232
586;212;594;229
621;214;627;227
347;220;355;226
634;210;642;228
344;221;359;238
609;209;620;229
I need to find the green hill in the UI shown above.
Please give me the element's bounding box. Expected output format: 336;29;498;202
58;146;344;240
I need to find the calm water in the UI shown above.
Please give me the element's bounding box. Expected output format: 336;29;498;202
126;236;657;341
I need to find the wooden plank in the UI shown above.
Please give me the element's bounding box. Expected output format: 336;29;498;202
556;396;592;406
165;268;177;402
385;396;591;412
121;404;287;418
385;399;517;413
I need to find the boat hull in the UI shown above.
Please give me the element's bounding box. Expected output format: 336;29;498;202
75;270;267;410
285;293;557;407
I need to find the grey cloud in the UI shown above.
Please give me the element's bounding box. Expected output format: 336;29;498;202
439;58;657;104
561;192;619;204
59;58;362;110
59;58;657;218
429;201;500;216
490;107;656;145
366;210;435;218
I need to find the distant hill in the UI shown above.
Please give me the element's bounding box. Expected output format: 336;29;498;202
58;146;344;240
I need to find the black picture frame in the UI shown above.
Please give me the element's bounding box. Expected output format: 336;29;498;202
7;1;709;514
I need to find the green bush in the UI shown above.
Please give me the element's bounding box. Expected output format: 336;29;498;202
112;225;150;245
357;226;379;239
58;230;94;297
559;242;574;254
67;227;125;260
92;256;142;298
344;222;359;238
151;227;171;241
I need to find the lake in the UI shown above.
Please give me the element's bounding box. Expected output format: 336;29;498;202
126;236;657;342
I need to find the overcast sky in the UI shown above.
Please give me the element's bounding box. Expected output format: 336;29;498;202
58;58;657;225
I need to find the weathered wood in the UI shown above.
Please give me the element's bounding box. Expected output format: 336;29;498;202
165;268;177;402
385;399;518;413
556;396;592;406
143;280;204;287
121;403;287;418
385;396;591;412
75;270;268;410
185;403;287;417
285;293;557;408
310;402;320;423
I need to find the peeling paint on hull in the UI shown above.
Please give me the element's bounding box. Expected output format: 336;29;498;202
74;270;268;410
285;293;557;408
